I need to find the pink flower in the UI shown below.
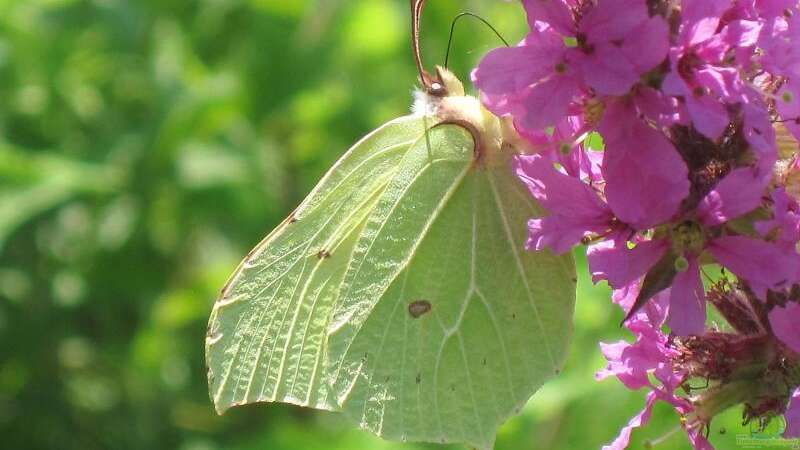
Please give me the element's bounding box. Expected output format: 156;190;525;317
475;4;800;447
777;79;800;141
514;152;617;254
473;27;577;132
524;0;670;94
598;102;690;229
661;0;760;139
759;13;800;78
516;115;600;179
758;13;800;138
595;294;674;390
472;0;669;134
690;168;798;300
590;167;799;335
753;0;799;18
596;291;680;390
706;235;799;298
515;100;692;257
695;168;767;226
741;100;779;175
631;85;685;128
768;302;800;353
727;1;796;19
596;302;715;450
590;239;671;290
755;188;800;251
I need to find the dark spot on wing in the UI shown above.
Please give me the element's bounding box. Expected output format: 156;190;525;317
408;299;432;318
572;277;578;283
415;373;421;384
482;357;487;366
316;249;331;259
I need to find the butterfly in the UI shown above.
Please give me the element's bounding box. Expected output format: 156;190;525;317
206;3;576;448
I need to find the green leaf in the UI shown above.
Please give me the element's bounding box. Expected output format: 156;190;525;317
623;249;678;324
206;111;576;449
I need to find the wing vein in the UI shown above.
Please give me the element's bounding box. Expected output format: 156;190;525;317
332;157;471;383
486;172;557;370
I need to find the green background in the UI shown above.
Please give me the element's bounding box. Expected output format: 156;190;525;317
0;1;763;449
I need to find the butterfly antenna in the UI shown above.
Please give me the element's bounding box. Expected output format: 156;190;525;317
411;0;447;96
444;12;510;69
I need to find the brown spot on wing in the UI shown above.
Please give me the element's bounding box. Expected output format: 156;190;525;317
408;299;432;318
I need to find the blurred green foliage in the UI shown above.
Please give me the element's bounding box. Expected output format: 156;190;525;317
0;1;758;449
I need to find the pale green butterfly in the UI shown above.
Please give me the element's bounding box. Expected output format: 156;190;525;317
205;64;576;449
208;2;576;442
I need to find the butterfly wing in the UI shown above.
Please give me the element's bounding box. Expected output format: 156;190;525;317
327;123;575;450
206;115;428;413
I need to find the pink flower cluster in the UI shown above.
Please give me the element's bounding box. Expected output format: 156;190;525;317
473;0;800;448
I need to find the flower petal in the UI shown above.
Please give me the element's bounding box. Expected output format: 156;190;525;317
697;167;767;227
757;0;798;18
599;103;690;229
515;154;612;253
759;14;800;78
527;216;591;254
681;0;730;43
768;302;800;354
776;80;800;142
577;43;639;95
621;16;670;73
612;285;671;327
523;0;576;35
472;30;563;103
686;428;716;450
686;94;730;139
513;75;581;133
786;388;800;439
694;67;740;100
514;154;608;215
685;17;723;46
601;392;658;450
755;188;800;250
596;339;661;390
581;0;648;42
668;258;706;336
588;238;669;289
743;101;779;175
707;236;800;297
723;20;763;48
634;86;682;127
662;63;690;97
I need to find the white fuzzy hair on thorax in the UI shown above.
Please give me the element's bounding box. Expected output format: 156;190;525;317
410;88;440;117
